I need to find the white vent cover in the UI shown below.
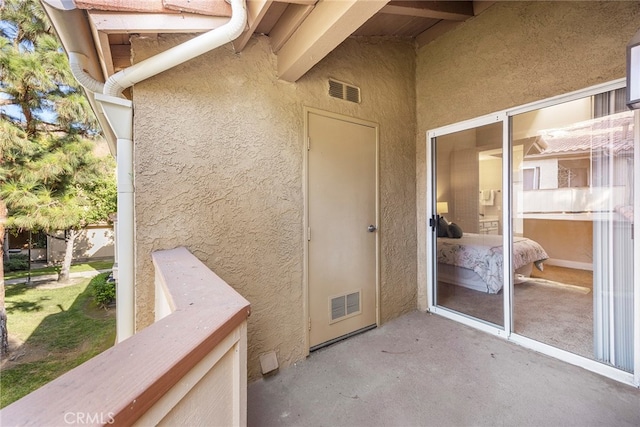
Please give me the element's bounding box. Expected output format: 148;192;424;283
330;290;361;323
328;79;361;103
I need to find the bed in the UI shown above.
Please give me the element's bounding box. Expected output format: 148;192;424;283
437;233;548;294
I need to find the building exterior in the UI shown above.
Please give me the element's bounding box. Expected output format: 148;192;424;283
42;0;640;385
5;226;114;263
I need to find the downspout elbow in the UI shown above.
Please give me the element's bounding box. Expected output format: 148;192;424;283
68;52;105;94
103;0;247;97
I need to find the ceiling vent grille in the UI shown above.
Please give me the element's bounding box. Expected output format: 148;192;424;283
328;79;361;103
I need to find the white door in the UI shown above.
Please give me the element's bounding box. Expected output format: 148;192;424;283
306;109;378;350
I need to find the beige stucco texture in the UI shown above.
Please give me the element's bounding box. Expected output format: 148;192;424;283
131;35;416;379
415;1;640;310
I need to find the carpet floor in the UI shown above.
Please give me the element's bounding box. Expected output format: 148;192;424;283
437;265;593;358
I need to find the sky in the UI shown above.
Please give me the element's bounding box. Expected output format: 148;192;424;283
0;19;59;124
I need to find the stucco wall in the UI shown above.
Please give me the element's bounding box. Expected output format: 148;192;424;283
416;1;640;309
131;35;416;379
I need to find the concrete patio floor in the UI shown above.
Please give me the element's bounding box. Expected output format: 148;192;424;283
248;311;640;427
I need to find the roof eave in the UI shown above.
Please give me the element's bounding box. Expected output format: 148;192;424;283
40;0;117;156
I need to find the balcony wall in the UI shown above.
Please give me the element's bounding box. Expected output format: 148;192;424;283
0;247;250;426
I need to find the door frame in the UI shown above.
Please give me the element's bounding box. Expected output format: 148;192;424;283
426;78;640;387
426;112;509;338
303;106;380;355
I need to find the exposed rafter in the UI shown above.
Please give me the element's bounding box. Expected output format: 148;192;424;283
269;3;315;53
381;1;474;21
163;0;231;16
69;0;487;84
473;1;496;16
88;12;229;33
281;0;316;4
277;0;388;82
75;0;231;16
75;0;178;13
415;1;492;47
234;0;274;51
415;20;462;48
92;28;115;77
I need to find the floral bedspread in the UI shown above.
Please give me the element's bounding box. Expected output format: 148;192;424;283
437;233;548;294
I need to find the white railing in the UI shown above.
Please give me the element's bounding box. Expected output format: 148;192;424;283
520;187;629;214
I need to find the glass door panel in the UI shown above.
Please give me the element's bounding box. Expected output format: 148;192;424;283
511;89;634;372
433;121;504;327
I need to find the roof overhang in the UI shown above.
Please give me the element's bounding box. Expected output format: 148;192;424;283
40;0;489;153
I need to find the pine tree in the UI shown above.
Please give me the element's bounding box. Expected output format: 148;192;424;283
1;200;7;358
0;0;116;356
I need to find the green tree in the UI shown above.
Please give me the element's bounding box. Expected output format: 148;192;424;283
1;200;7;358
0;0;115;292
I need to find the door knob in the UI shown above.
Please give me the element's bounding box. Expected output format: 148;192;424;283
368;225;377;232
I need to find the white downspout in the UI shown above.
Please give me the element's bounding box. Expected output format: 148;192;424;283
103;0;247;97
67;52;105;94
66;0;247;342
94;94;134;342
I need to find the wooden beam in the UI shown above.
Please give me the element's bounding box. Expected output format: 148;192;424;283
415;1;490;48
96;30;115;77
277;0;388;82
87;12;115;78
75;0;177;13
111;44;132;71
415;20;462;48
255;2;288;34
269;3;315;53
381;1;474;21
88;11;229;33
234;0;274;51
473;1;496;15
163;0;231;17
281;0;316;4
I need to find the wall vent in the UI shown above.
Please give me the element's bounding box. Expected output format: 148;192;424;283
330;290;362;323
328;79;361;103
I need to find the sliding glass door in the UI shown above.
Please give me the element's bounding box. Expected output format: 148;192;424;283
428;81;637;384
511;88;635;372
429;117;505;328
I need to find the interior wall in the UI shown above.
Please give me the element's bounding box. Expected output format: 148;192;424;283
479;157;502;220
524;219;593;267
131;35;416;380
416;1;640;309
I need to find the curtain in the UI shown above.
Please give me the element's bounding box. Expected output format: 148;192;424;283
592;114;635;373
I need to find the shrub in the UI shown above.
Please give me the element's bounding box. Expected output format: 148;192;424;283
90;272;115;309
4;254;29;272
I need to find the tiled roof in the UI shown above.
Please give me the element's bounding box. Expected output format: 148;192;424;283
537;111;634;155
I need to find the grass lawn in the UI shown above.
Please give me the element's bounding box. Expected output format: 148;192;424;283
1;273;116;408
4;260;114;281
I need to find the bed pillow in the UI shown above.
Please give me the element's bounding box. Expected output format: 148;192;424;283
447;223;463;238
437;216;449;237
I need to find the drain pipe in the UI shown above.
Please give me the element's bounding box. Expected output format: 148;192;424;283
103;0;247;98
60;0;247;342
95;94;134;342
68;52;105;94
